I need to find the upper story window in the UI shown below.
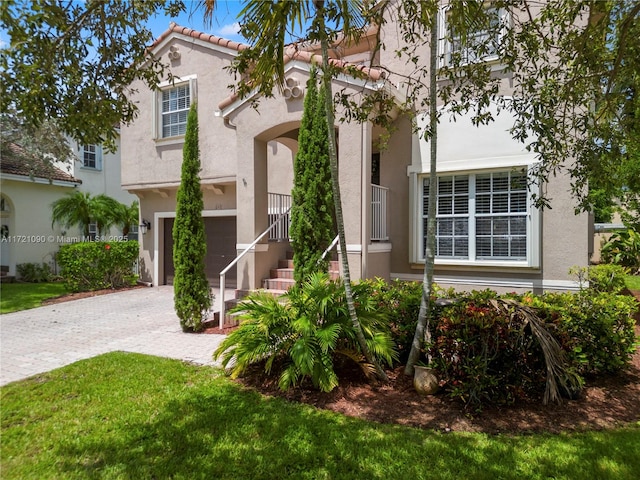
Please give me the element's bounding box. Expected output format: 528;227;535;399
154;75;197;141
82;144;102;170
162;84;190;137
439;6;508;67
421;168;538;266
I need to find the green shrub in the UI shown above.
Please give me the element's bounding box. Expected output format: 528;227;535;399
586;264;629;293
214;273;397;392
533;291;638;376
57;241;138;292
365;279;458;364
601;228;640;273
429;290;560;409
16;262;52;283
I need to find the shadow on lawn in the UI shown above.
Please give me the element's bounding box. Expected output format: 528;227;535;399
53;380;639;479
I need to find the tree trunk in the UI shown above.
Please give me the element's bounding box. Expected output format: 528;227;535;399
316;4;388;383
405;10;439;377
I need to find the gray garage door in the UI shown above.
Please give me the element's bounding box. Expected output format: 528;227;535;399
164;216;237;287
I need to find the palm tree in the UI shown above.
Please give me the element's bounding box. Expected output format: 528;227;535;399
203;0;388;382
113;200;140;236
51;191;122;238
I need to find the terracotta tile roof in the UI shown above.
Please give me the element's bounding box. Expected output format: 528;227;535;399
150;23;386;112
0;143;81;184
150;22;249;53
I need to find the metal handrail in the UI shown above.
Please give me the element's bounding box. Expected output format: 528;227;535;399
320;234;340;262
219;208;291;328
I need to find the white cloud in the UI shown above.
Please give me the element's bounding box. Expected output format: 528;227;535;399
217;22;241;37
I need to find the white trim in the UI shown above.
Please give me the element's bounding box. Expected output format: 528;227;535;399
346;244;362;253
152;209;237;286
0;173;79;188
390;272;581;292
153;76;197;140
407;153;537;175
235;243;269;252
412;167;541;269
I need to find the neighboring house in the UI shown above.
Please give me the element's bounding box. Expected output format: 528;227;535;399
63;132;139;240
1;131;138;279
120;8;590;297
0;144;82;278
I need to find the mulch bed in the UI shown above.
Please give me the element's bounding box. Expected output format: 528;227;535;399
234;290;640;435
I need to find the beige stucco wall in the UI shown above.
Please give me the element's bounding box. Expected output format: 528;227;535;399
0;179;79;276
121;38;239;191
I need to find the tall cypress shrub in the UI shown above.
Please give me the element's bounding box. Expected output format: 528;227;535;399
290;69;336;283
173;103;212;332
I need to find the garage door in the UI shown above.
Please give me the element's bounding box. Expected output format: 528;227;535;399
164;216;237;287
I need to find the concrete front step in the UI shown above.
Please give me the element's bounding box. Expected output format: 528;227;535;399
263;278;296;290
278;259;340;271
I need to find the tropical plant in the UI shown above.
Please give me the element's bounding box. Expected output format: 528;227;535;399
214;273;397;392
113;200;140;236
172;103;212;332
16;262;53;283
204;0;388;382
51;191;122;238
290;68;335;282
601;228;640;274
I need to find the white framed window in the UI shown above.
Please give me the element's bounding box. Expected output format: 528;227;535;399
438;6;508;67
421;168;538;267
82;144;102;170
88;222;99;240
154;76;196;140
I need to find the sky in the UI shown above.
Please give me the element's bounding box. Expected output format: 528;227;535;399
147;0;246;43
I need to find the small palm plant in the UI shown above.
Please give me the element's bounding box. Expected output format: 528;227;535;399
214;273;397;392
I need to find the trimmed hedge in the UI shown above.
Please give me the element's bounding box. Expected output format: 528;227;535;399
57;241;138;292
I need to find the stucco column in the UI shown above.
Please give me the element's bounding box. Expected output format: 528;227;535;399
337;121;364;280
235;137;269;290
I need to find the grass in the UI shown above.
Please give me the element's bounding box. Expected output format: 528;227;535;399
0;281;69;313
1;353;639;480
625;275;640;291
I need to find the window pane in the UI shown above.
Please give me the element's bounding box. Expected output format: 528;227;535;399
438;218;453;236
438;196;452;215
511;191;527;212
493;217;509;235
477;194;491;213
454;218;468;235
454;196;469;214
477;237;491;257
455;237;469;257
493;193;509;213
511;237;527;257
476;175;491;192
438;238;453;256
438;177;453;195
511;217;526;235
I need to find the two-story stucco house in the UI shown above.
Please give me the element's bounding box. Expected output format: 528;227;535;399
121;7;590;303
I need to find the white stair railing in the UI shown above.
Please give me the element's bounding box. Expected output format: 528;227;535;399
268;193;292;241
371;184;389;241
219;206;291;328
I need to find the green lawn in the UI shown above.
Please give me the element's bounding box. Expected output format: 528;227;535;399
0;281;69;314
625;275;640;291
1;353;638;480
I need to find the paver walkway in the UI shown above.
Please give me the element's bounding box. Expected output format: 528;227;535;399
0;286;233;386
